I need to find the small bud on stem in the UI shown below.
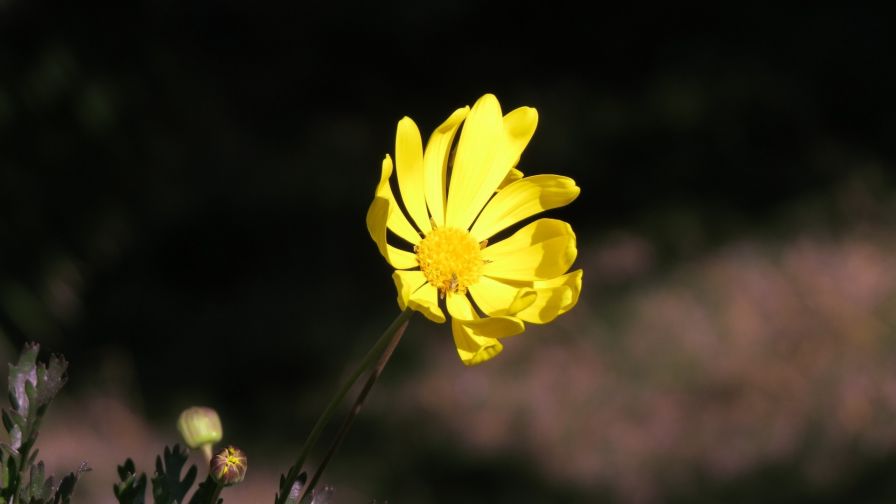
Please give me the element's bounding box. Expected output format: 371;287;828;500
177;406;223;462
211;445;248;486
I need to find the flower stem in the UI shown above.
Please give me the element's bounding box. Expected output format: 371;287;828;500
208;480;224;504
297;314;410;502
201;444;213;464
277;308;414;504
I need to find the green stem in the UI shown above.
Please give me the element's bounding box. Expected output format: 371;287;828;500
297;316;410;502
208;480;224;504
277;309;414;504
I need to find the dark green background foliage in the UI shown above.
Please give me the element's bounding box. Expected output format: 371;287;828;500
113;445;222;504
1;2;895;502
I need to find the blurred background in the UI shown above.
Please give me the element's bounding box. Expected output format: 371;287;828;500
2;3;896;503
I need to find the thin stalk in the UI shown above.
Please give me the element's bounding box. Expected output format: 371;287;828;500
200;444;213;464
277;309;414;504
208;480;224;504
297;316;410;502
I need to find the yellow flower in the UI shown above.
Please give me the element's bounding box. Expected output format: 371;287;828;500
366;94;582;366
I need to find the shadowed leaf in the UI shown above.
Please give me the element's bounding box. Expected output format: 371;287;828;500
151;445;197;504
113;459;147;504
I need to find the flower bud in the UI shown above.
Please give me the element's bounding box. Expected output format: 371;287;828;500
177;406;222;460
210;445;248;486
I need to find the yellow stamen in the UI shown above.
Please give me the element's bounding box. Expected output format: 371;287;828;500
415;227;483;297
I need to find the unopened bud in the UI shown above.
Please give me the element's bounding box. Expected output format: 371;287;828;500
210;445;247;486
177;406;222;461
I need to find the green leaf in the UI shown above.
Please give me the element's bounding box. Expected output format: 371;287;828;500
1;452;8;489
284;481;301;504
7;344;39;420
117;459;137;482
4;343;68;461
2;410;14;434
18;461;54;503
8;390;19;413
274;473;331;504
275;471;306;504
53;461;90;504
0;344;72;504
280;472;305;504
35;355;67;409
24;381;37;416
113;459;146;504
0;448;17;493
0;445;16;462
150;445;197;504
8;426;22;452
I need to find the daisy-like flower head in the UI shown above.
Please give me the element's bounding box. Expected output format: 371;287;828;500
367;94;582;366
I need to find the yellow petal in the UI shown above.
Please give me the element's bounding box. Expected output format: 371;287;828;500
366;196;419;269
468;276;537;317
446;293;525;366
496;167;524;191
393;271;445;322
446;293;526;336
515;270;582;324
374;155;421;245
445;290;477;319
446;97;539;231
445;94;504;229
482;218;576;281
408;283;446;323
395;118;431;234
499;105;538;178
392;270;427;310
470;174;580;241
423;106;468;228
451;319;504;366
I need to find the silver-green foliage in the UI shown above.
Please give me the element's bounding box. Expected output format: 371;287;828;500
0;343;88;504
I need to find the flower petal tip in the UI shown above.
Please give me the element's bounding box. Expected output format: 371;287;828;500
457;339;504;366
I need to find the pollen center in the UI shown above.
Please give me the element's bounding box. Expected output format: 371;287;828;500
415;227;485;296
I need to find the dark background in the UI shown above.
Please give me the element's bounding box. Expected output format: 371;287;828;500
2;3;896;503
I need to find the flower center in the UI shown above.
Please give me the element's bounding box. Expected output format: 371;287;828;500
415;226;485;297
